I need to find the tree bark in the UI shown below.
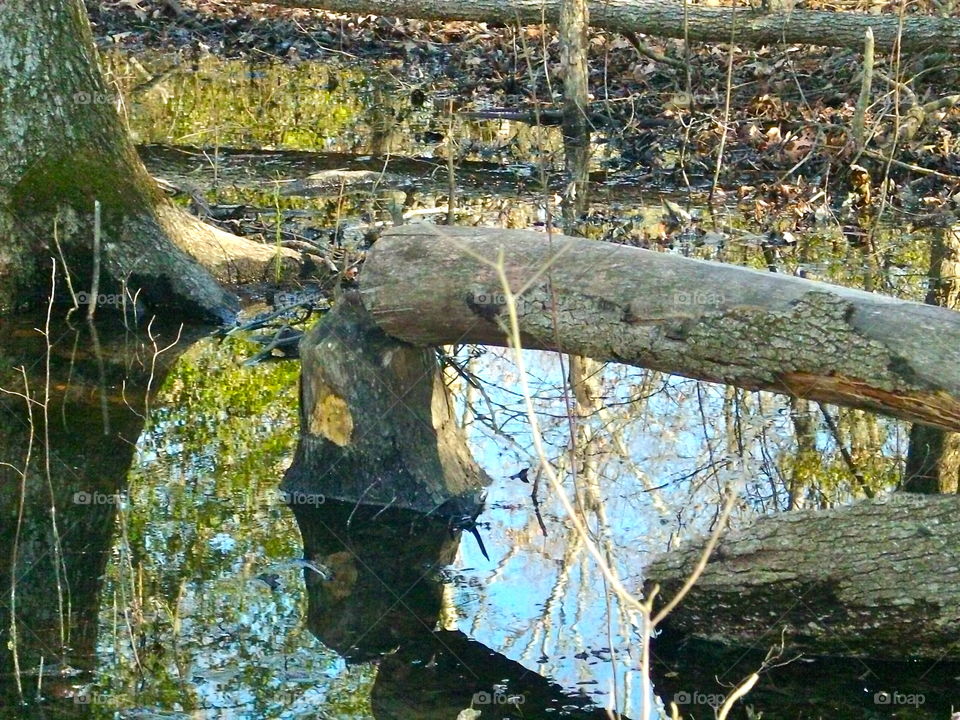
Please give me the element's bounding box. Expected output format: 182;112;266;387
266;0;960;53
282;291;489;516
904;226;960;493
0;0;297;321
559;0;591;225
643;493;960;659
360;225;960;432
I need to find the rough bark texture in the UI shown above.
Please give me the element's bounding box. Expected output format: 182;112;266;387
904;226;960;493
0;0;297;321
643;493;960;659
559;0;591;224
282;291;489;515
361;225;960;431
267;0;960;53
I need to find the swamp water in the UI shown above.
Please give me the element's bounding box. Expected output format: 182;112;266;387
0;52;957;719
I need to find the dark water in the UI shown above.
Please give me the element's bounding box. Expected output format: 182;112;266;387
0;315;956;719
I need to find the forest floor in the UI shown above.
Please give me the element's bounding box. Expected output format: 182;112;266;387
87;0;960;230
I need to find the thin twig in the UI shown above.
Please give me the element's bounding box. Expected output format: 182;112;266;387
709;3;737;203
87;200;101;322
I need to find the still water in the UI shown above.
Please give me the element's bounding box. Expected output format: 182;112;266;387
0;50;957;719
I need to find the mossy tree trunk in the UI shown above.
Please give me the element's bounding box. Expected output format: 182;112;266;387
0;0;292;321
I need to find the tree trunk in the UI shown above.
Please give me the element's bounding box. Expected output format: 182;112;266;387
267;0;960;53
643;493;960;659
0;0;297;321
904;226;960;493
282;291;489;516
360;225;960;432
558;0;602;455
559;0;591;225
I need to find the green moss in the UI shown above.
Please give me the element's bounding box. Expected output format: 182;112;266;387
0;203;39;312
10;146;149;218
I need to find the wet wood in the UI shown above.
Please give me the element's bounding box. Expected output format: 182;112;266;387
643;493;960;659
282;291;489;515
361;225;960;431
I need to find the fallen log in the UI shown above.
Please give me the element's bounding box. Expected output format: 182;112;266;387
642;493;960;660
266;0;960;54
360;225;960;431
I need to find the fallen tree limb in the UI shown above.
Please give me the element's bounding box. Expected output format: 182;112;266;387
360;225;960;431
642;493;960;659
264;0;960;53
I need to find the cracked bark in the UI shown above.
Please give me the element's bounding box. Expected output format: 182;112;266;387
643;493;960;659
360;225;960;432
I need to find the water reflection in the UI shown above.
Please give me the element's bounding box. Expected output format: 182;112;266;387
293;500;612;719
0;317;207;715
106;51;565;165
0;308;956;719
